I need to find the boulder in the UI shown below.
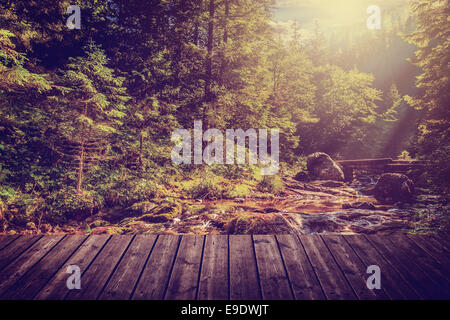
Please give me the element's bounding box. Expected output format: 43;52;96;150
306;152;345;181
373;173;414;203
293;170;310;182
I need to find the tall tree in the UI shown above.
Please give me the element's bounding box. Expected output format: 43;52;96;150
48;42;129;194
404;0;450;186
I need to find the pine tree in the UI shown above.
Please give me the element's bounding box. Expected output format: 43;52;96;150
48;42;129;194
404;0;450;186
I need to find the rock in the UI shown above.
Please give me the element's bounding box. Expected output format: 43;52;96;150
126;201;159;216
90;226;123;235
303;216;343;233
125;200;182;218
225;214;292;234
293;171;310;182
88;220;109;228
373;173;414;203
151;200;182;217
306;152;344;181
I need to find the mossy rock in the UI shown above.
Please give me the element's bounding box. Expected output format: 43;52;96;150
150;200;182;217
225;214;291;234
117;219;166;233
126;201;159;216
90;226;124;235
125;200;182;218
88;220;110;228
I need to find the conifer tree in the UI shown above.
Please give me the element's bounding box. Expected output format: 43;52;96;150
48;42;129;194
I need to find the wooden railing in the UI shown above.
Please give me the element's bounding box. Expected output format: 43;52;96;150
336;158;429;181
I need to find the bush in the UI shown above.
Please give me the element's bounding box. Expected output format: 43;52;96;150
0;187;46;228
99;174;164;207
46;187;103;223
257;175;283;194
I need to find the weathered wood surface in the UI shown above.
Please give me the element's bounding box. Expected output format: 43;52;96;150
0;235;448;300
336;158;429;181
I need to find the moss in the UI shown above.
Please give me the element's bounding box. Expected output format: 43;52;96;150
185;204;206;214
88;220;109;228
257;175;283;194
117;219;166;234
151;200;182;217
139;213;173;223
90;226;124;235
226;183;252;198
127;201;158;215
225;213;291;234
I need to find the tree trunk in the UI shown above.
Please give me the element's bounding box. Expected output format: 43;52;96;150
204;0;215;127
76;142;85;194
219;0;229;85
76;104;88;195
139;132;143;169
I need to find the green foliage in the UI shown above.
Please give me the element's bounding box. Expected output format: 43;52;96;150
46;187;102;223
257;175;283;195
398;150;413;161
0;0;448;233
298;65;383;156
403;0;450;188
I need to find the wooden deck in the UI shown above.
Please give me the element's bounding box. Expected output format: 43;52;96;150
0;234;448;300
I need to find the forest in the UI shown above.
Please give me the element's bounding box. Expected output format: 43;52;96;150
0;0;448;236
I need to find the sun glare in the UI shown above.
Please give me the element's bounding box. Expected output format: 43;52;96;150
320;0;368;27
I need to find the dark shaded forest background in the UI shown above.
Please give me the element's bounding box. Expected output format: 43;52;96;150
0;0;448;231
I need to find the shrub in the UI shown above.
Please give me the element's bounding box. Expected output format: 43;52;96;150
46;187;103;223
99;175;164;207
257;175;283;194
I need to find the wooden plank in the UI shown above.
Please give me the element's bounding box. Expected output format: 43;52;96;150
229;235;261;300
132;235;180;300
34;235;109;300
366;235;448;299
0;235;41;270
253;235;293;300
408;235;450;269
337;158;393;166
432;234;450;250
99;235;157;300
385;164;426;171
1;236;87;299
344;235;421;300
0;235;20;250
299;235;357;300
322;235;388;300
197;235;228;300
165;235;204;300
388;235;450;289
0;235;64;296
65;235;133;300
276;235;325;300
